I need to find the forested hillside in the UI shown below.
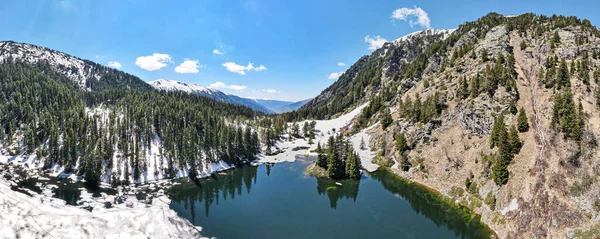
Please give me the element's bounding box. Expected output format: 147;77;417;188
0;54;265;186
285;12;600;238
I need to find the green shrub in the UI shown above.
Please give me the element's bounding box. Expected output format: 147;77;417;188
484;191;496;210
449;186;465;198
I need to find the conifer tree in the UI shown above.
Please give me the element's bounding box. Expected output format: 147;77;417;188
399;153;410;171
360;137;366;150
395;133;407;153
316;142;327;168
380;108;393;130
557;59;570;89
509;101;518;115
492;121;511;185
517;107;530;132
508;125;522;155
490;114;506;148
459;76;469;99
470;74;481;98
481;48;489;62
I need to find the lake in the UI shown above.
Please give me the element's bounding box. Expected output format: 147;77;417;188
167;158;495;239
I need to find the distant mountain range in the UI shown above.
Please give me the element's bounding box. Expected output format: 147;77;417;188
149;79;309;114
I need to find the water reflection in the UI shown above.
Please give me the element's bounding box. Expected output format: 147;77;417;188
315;177;359;209
168;165;258;221
369;169;493;239
167;163;494;239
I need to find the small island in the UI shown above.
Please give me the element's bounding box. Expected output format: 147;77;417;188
307;133;362;179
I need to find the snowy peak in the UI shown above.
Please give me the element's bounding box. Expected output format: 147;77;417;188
148;79;308;114
0;41;97;88
0;41;150;91
391;29;457;45
148;80;273;113
149;79;219;95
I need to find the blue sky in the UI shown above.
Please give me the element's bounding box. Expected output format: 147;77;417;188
1;0;599;101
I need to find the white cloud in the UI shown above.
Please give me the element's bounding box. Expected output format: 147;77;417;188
135;53;172;71
328;71;344;80
337;62;346;67
212;49;225;55
264;89;279;93
222;62;267;75
174;59;204;74
255;65;267;71
391;6;431;29
107;61;121;69
95;55;105;59
209;81;247;91
364;35;388;51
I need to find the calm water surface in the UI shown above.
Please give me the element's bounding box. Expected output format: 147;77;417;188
167;158;494;239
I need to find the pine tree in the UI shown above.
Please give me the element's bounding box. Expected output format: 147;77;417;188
400;153;410;171
509;101;518;115
557;59;570;89
553;30;561;45
380;108;393;130
508;125;522;155
492;122;511;185
459;76;469;99
517;107;529;132
345;152;361;179
395;133;407;153
481;48;489;62
326;144;344;179
470;74;481;98
359;137;366;150
490;114;506;148
316;142;327;168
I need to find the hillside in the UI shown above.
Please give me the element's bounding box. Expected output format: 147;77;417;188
149;79;309;113
0;46;264;186
292;13;600;238
0;41;152;92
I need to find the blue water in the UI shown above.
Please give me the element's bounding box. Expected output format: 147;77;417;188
167;159;493;239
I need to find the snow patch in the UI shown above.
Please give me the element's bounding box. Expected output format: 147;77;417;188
501;198;519;215
257;103;379;172
0;176;207;239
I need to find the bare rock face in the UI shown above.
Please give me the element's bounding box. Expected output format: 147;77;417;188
454;28;479;50
454;93;512;136
475;25;510;58
455;100;494;136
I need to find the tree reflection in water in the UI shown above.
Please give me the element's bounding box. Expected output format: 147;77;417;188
168;165;258;223
315;177;360;209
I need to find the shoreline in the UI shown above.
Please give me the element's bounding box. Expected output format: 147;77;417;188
381;167;501;239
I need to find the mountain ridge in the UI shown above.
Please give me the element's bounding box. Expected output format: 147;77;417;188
149;79;309;113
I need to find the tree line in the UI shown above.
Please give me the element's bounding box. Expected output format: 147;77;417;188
0;60;263;186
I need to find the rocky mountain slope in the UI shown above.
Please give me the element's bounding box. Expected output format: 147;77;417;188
297;13;600;238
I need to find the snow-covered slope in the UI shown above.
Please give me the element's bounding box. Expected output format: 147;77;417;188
149;79;230;101
149;79;309;113
258;103;379;172
0;176;205;239
391;29;457;45
149;79;274;113
0;41;151;91
0;41;96;88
